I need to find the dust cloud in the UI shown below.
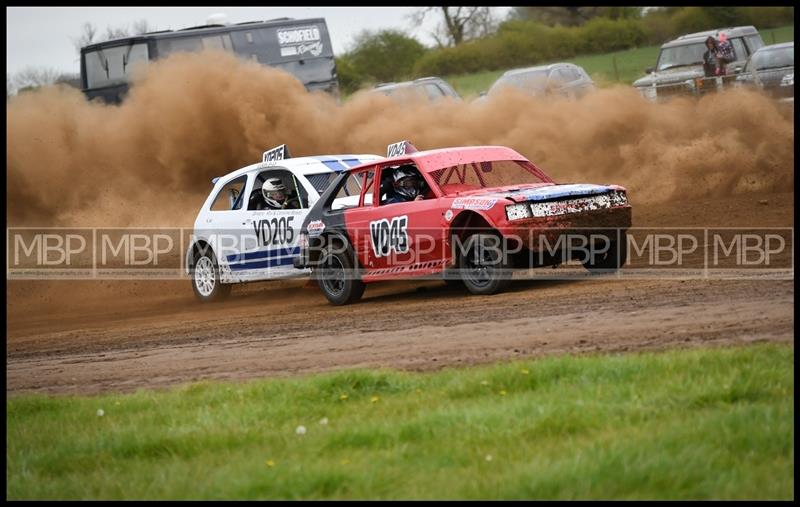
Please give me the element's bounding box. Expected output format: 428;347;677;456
7;50;794;227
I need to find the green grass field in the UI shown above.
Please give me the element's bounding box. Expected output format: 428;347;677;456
447;24;794;98
7;344;794;500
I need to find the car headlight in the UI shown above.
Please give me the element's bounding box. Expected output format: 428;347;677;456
609;190;628;206
781;73;794;86
506;203;533;221
639;85;657;100
685;79;696;90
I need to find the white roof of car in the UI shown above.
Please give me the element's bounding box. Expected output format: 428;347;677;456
215;153;384;184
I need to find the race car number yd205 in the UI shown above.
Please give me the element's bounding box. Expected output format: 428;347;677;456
370;216;409;258
254;217;295;246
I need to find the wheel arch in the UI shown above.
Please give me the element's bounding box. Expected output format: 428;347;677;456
186;239;216;274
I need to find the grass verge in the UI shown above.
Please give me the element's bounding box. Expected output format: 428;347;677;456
7;343;794;499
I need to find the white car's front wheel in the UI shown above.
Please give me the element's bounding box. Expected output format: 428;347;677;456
191;251;231;303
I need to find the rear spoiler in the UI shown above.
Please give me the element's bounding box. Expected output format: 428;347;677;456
387;140;418;157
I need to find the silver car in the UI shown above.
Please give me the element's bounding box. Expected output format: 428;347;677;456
480;63;596;100
371;77;462;103
736;42;794;104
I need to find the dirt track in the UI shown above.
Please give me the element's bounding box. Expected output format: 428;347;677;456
7;191;795;396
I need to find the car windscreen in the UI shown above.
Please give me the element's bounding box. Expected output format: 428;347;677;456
428;160;553;196
749;46;794;71
657;43;706;71
84;42;149;88
489;70;548;95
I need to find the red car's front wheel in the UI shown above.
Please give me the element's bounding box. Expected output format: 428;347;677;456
458;234;512;295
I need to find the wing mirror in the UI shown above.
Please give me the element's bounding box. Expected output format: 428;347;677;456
479;90;487;97
645;67;655;74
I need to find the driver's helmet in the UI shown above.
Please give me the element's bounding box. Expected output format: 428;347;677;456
262;178;287;208
392;165;422;200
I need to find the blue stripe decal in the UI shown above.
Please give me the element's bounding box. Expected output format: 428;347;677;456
226;246;300;264
229;255;296;271
517;184;613;202
312;157;349;172
339;158;363;168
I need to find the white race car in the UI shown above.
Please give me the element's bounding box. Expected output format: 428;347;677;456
186;145;383;302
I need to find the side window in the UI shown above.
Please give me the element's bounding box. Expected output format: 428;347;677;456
550;67;571;85
330;171;366;211
158;36;202;57
249;169;309;210
379;164;427;206
568;66;582;81
201;34;233;51
745;35;764;54
423;83;445;100
730;38;747;60
210;175;248;212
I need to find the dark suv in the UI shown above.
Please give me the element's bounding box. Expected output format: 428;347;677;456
633;25;764;101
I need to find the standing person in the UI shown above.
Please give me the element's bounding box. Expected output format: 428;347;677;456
703;36;720;77
715;32;735;75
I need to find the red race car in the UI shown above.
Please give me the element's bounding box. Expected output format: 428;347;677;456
295;141;632;305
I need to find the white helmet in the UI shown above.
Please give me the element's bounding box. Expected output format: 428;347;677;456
262;178;287;208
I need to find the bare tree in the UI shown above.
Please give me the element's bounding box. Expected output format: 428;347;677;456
71;22;98;54
132;19;151;35
409;7;498;47
103;24;130;41
71;19;152;56
13;67;62;91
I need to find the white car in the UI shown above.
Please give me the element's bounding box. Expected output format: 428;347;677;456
186;145;383;302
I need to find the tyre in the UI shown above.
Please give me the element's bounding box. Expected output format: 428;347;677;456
459;234;512;295
315;242;365;305
191;249;231;303
441;267;464;289
582;235;628;274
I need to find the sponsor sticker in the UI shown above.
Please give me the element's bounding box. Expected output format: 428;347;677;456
277;26;324;57
451;197;497;210
307;220;326;237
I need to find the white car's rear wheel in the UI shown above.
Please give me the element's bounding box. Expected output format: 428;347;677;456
191;251;231;303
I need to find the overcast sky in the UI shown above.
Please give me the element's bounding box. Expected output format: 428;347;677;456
6;6;513;76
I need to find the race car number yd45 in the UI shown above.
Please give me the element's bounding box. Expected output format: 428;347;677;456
370;216;409;257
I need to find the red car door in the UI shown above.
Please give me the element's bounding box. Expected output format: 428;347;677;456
348;163;448;280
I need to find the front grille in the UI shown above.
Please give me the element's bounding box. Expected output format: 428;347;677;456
655;83;690;98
